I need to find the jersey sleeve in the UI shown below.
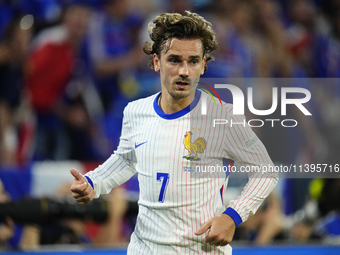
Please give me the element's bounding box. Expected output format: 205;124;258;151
222;108;279;225
85;103;137;198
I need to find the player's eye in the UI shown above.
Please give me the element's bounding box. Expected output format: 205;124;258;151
170;59;179;64
190;59;199;65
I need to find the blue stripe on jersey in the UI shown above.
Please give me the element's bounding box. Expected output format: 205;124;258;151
153;89;201;119
103;160;127;179
96;157;121;178
223;158;234;179
220;185;224;205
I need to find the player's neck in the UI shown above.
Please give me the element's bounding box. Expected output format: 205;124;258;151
159;93;193;114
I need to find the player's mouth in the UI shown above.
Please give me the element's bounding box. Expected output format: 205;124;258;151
175;81;190;89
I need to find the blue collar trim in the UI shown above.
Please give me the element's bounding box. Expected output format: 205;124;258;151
153;89;201;120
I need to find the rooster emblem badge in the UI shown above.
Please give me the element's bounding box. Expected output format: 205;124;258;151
183;131;207;161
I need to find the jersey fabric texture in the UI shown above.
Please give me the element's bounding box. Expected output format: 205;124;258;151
85;89;278;254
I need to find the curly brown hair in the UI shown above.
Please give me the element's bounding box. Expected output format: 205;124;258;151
143;11;218;72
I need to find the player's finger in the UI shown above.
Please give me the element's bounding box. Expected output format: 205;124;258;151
211;240;224;246
204;230;213;243
205;233;220;245
72;192;83;199
71;181;88;194
195;221;211;235
81;183;93;196
70;168;85;182
76;196;90;204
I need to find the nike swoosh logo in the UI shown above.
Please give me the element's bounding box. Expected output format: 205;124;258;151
135;141;147;149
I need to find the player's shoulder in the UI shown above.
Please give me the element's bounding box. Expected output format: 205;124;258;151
200;90;234;115
124;92;159;115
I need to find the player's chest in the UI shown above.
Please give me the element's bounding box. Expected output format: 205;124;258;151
132;118;225;173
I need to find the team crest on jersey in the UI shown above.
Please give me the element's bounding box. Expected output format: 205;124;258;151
183;131;206;161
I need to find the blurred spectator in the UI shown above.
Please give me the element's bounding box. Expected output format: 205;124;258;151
284;0;340;78
18;0;63;32
311;81;340;165
251;0;294;77
218;1;303;166
166;0;195;13
285;0;320;76
202;0;255;79
87;0;146;150
0;0;13;40
129;0;160;16
0;14;34;165
87;0;145;111
313;0;340;78
25;3;105;161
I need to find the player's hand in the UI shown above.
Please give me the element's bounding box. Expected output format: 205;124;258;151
195;214;236;246
70;168;95;205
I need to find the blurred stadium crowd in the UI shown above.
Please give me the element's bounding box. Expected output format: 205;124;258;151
1;0;340;251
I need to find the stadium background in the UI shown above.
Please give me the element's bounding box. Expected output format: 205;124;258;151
1;0;340;254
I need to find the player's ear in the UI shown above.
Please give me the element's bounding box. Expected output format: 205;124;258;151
201;57;206;75
153;53;160;72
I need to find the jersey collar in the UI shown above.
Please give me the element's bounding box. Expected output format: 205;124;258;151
153;89;201;120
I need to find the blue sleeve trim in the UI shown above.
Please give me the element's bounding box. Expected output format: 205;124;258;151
223;207;242;227
85;176;94;190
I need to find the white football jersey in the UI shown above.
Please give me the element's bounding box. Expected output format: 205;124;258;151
85;90;278;255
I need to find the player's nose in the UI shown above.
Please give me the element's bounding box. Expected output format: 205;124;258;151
179;62;189;77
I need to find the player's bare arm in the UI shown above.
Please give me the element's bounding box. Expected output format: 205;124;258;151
70;168;95;205
195;214;236;246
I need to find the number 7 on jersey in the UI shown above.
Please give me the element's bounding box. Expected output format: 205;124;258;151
157;172;169;203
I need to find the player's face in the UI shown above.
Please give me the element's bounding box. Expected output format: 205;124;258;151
153;38;205;101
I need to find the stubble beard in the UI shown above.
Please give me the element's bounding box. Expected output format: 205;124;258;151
168;81;192;100
164;77;199;100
